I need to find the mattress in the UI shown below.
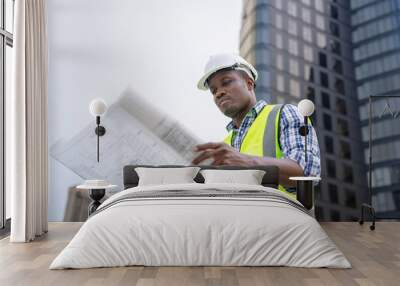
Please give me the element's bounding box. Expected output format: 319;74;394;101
50;183;351;269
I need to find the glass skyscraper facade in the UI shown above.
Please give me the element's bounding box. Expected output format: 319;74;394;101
240;0;368;220
352;0;400;218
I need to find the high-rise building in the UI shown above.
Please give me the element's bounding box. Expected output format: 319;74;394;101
351;0;400;218
240;0;368;220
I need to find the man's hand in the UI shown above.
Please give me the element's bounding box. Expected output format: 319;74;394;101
191;142;255;166
191;142;305;187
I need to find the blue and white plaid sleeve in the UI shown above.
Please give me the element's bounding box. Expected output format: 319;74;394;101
279;104;321;177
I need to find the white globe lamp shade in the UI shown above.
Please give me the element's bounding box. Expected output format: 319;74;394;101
298;99;315;117
89;98;107;117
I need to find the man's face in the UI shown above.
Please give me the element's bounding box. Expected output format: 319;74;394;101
207;70;255;118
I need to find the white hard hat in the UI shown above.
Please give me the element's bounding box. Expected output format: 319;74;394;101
197;53;258;90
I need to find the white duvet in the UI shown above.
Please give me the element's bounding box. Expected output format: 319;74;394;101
50;183;351;269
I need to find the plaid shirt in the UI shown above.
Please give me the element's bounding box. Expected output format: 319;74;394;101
226;100;321;177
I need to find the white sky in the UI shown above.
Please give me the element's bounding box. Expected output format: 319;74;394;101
48;0;243;143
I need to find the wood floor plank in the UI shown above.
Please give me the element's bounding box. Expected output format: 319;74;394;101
0;222;399;286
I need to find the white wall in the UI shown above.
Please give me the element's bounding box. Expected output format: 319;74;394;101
47;0;243;220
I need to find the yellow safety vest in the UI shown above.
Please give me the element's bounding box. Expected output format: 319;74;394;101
223;104;297;200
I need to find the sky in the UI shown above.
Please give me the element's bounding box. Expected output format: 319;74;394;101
47;0;244;144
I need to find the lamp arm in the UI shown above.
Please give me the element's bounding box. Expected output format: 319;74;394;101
97;116;100;162
304;116;308;172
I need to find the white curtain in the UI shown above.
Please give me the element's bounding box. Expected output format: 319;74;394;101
9;0;48;242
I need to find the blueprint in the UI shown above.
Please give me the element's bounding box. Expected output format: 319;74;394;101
118;90;203;162
50;90;204;191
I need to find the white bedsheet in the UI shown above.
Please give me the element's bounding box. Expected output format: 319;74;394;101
50;183;351;269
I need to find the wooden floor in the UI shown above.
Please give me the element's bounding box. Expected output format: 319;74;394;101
0;222;399;286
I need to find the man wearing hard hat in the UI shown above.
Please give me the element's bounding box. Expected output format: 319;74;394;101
192;53;320;198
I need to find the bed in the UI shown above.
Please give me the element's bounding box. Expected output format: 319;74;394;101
50;165;351;269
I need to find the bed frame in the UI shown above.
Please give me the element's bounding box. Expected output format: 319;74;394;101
123;165;280;189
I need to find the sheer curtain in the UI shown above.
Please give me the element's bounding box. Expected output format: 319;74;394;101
8;0;48;242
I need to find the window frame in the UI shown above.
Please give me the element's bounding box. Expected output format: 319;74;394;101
0;0;14;230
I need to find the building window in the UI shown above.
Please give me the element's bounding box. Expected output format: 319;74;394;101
315;0;324;12
289;58;299;76
330;22;340;37
337;118;349;136
330;4;339;19
276;54;284;70
276;74;285;92
303;26;312;43
334;78;345;95
343;164;354;183
391;167;400;185
333;59;343;74
288;1;297;17
275;13;283;29
330;40;341;55
303;44;313;62
328;183;339;204
306;86;315;102
385;191;400;209
288;19;297;35
336;98;347;115
345;190;357;209
276;33;283;49
316;14;325;31
305;92;317;120
288;38;299;55
325;136;334;154
321;91;330;109
317;32;327;48
301;7;311;23
275;0;283;10
307;67;314;82
340;140;352;160
320;71;329;88
327;159;337;178
319;52;327;68
290;79;301;97
323;113;332;131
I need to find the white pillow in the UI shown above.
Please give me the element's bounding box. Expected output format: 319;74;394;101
200;169;266;185
135;167;200;186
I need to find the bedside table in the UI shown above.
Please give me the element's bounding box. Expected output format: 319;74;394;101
289;176;321;210
77;180;117;216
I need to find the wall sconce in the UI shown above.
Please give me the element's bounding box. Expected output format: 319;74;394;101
298;99;315;166
89;98;107;162
290;99;320;210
